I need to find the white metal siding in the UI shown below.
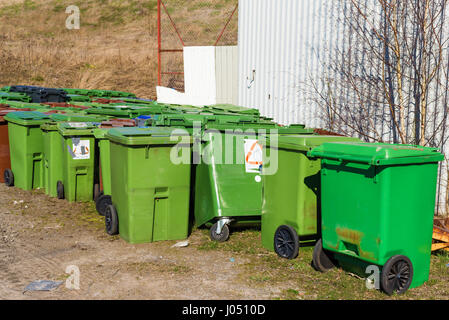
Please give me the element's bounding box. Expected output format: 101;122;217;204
238;0;342;127
215;46;239;105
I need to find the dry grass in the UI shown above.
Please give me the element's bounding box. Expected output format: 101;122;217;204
0;0;238;97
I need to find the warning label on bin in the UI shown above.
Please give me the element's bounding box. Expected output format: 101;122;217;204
72;139;90;160
67;122;88;128
244;139;263;173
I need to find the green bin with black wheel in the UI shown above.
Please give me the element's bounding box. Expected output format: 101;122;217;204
261;135;360;259
57;122;99;202
104;127;192;244
4;111;52;190
308;142;444;295
194;122;315;242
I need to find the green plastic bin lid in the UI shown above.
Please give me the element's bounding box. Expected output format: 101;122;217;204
50;113;106;122
4;111;52;125
308;142;445;166
57;122;100;136
205;104;260;115
264;135;360;151
106;127;192;146
41;122;59;131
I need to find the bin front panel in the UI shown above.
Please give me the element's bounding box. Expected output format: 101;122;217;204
110;141;191;244
61;135;96;202
194;131;263;227
8;123;45;190
261;149;320;251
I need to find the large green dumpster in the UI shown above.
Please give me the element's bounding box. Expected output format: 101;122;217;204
105;127;192;243
57;122;99;202
4;111;52;190
93;119;137;215
194;122;315;242
260;135;360;259
308;142;444;295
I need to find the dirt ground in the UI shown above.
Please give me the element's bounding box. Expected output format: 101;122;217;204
0;184;448;300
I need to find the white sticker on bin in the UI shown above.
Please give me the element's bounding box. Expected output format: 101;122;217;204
67;122;88;128
72;140;90;160
244;139;263;173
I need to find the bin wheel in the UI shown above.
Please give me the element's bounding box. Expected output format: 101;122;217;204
210;222;230;242
94;184;102;202
274;225;299;259
96;194;112;216
312;239;336;272
105;204;119;236
380;255;413;295
4;169;14;187
57;181;64;199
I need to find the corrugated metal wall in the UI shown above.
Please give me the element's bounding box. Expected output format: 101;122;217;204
238;0;341;127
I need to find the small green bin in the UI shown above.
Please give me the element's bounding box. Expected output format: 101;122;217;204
308;142;444;294
4;111;52;190
260;135;360;258
194;122;315;241
105;127;192;243
57;122;99;202
41;114;106;198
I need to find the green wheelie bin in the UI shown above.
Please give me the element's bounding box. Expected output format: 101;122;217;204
260;134;360;259
308;142;444;295
194;122;315;242
57;122;100;202
41;114;107;198
86;104;173;118
92;119;137;215
104;127;192;244
4;111;52;190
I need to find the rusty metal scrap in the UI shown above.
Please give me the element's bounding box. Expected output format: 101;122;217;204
432;218;449;253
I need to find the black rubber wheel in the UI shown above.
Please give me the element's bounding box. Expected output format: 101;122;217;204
4;169;14;187
274;225;299;259
94;184;102;202
105;204;119;236
96;194;112;216
57;181;64;199
312;239;336;272
380;255;413;295
210;222;230;242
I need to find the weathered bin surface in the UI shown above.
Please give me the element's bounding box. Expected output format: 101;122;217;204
93;119;137;216
4;111;52;189
57;122;99;202
260;135;360;258
105;127;192;244
309;142;444;294
194;122;315;242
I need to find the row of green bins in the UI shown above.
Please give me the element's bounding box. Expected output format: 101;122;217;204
3;111;52;190
67;94;91;103
86;104;173;118
307;142;444;295
194;122;315;242
41;114;108;198
260;135;360;259
104;127;192;244
0;91;31;103
61;88;136;98
92;119;138;215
